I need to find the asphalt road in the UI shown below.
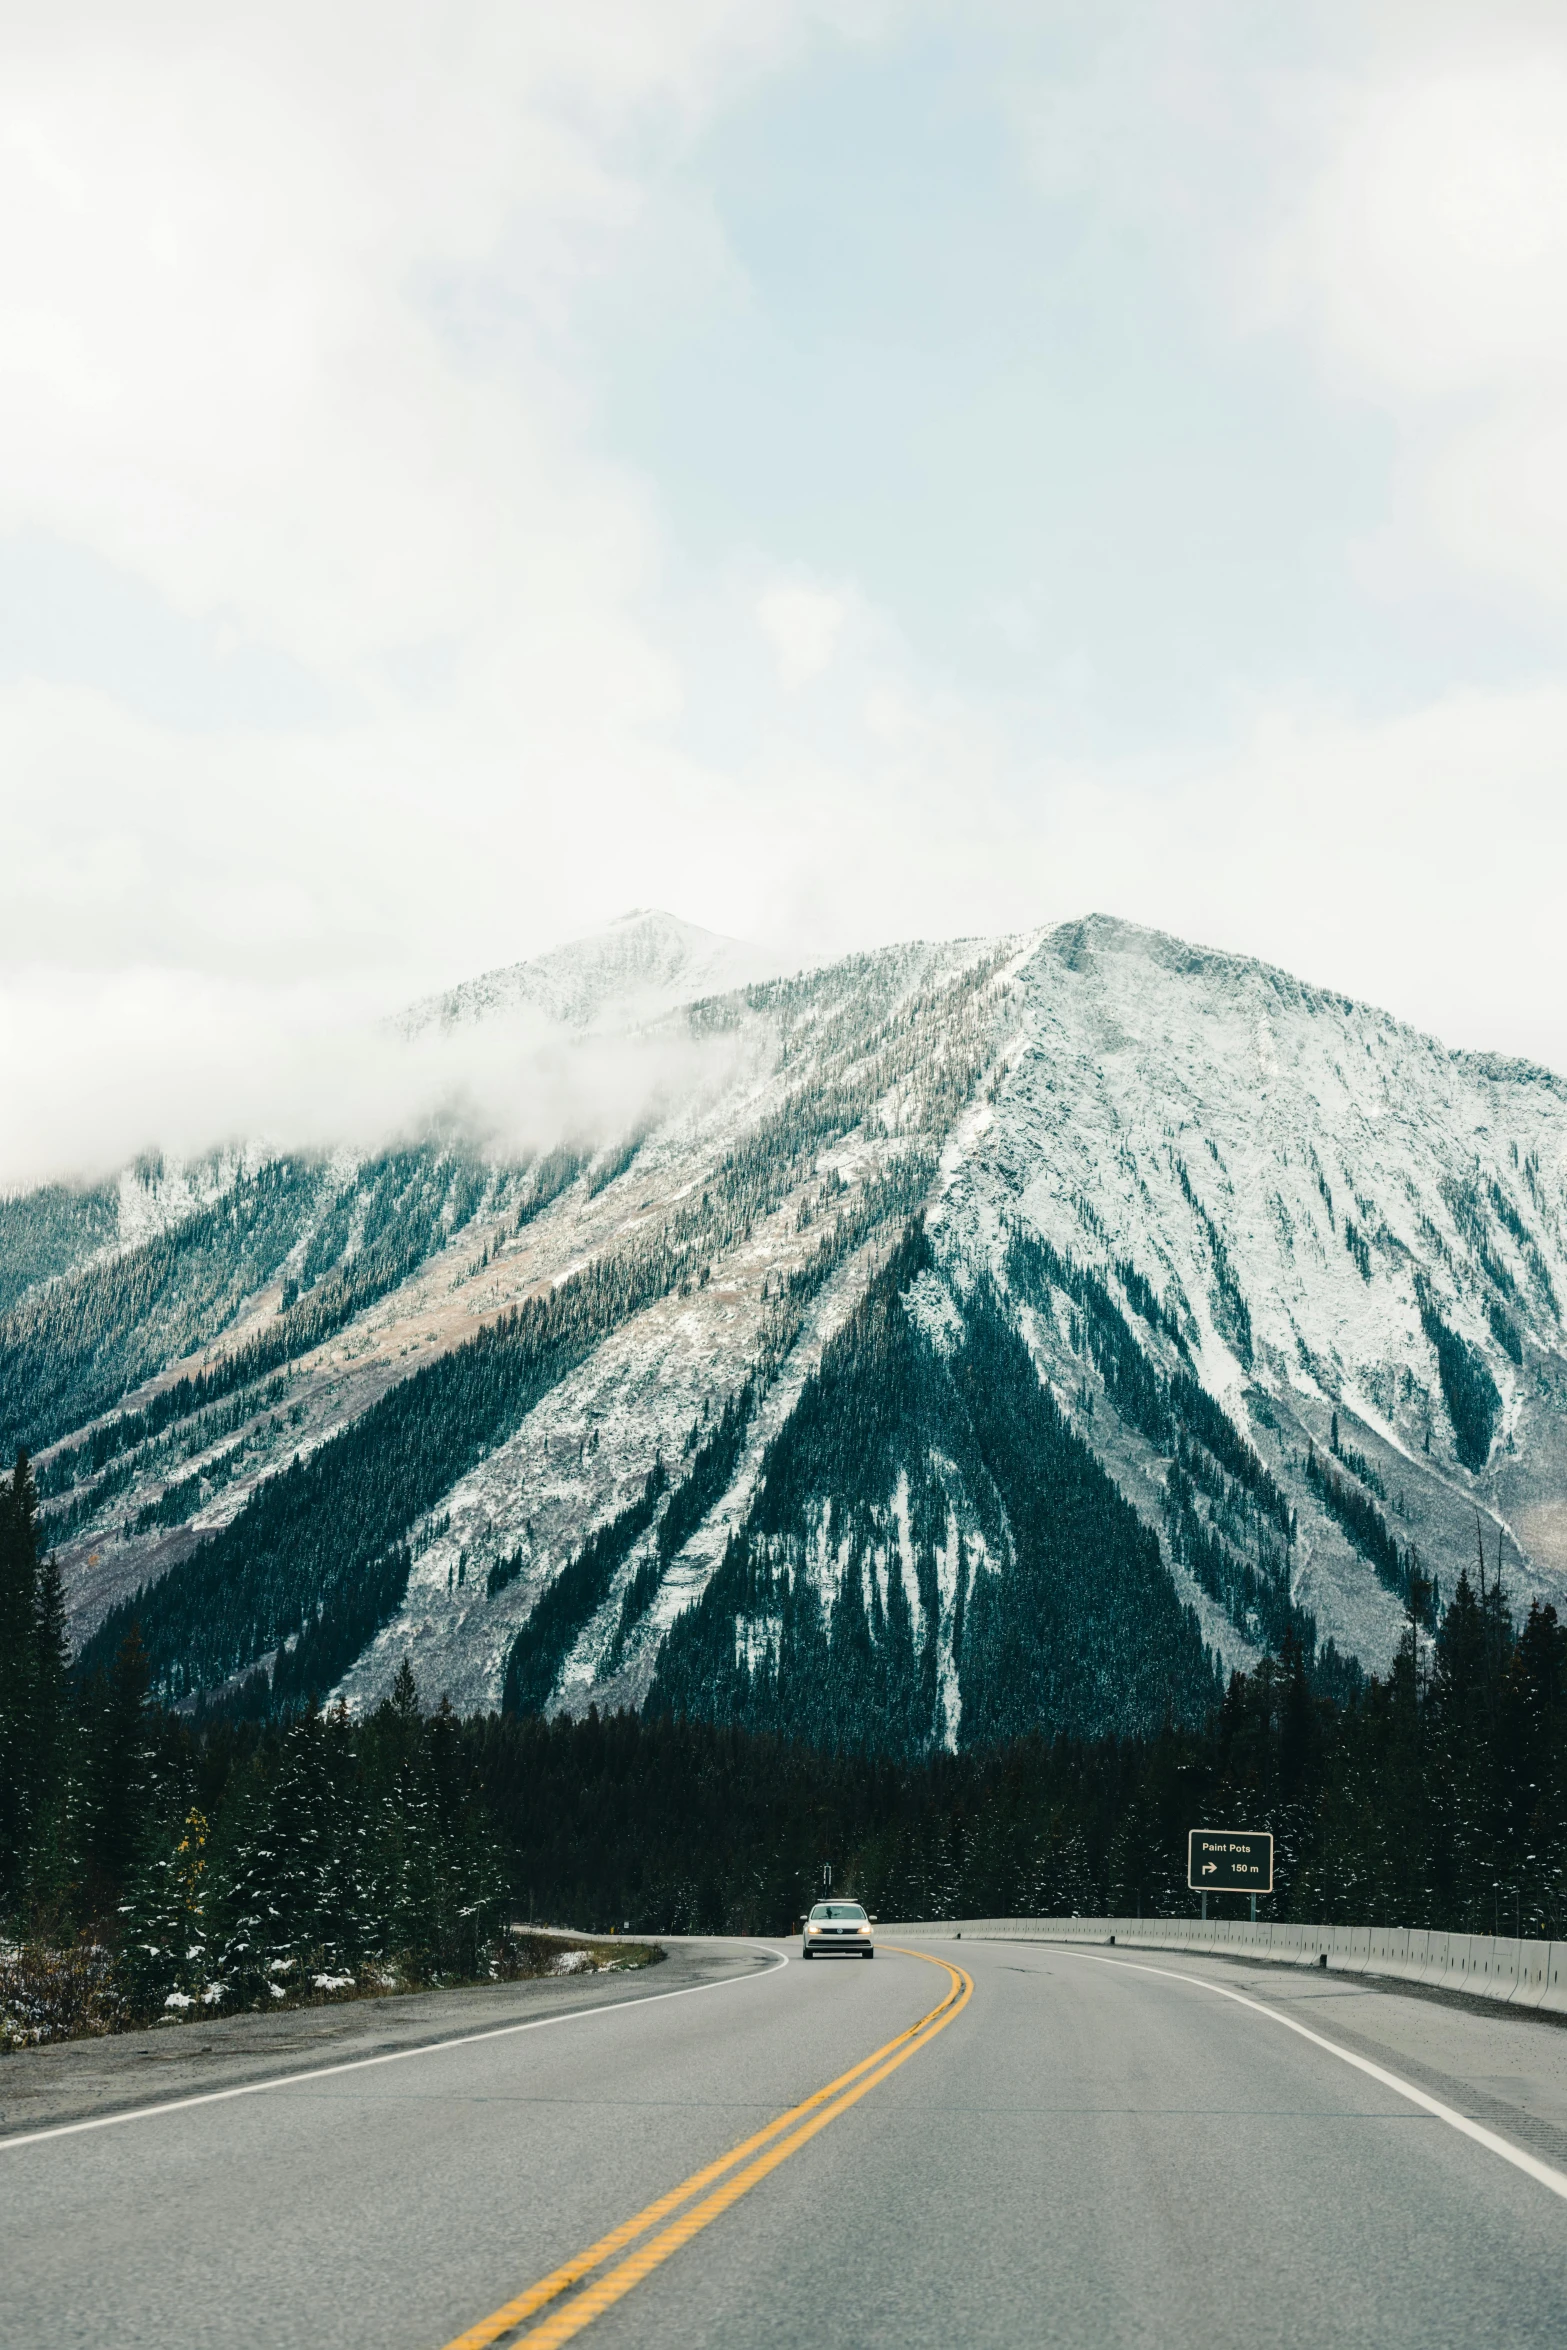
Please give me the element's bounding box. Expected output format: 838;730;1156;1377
6;1934;1567;2349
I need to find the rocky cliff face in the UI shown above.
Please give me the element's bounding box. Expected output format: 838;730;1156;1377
9;911;1566;1750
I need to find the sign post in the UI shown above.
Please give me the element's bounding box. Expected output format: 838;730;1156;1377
1188;1829;1273;1921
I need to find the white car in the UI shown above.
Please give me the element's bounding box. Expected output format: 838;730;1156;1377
802;1901;874;1958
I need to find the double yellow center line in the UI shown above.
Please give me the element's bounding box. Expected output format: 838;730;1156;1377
441;1945;973;2350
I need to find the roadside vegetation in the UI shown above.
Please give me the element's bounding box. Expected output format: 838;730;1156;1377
2;1450;606;2045
7;1444;1567;2053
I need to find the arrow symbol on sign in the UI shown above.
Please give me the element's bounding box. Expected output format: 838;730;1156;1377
1201;1862;1217;1876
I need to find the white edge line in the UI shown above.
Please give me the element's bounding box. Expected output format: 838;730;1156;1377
1059;1947;1567;2205
0;1941;790;2155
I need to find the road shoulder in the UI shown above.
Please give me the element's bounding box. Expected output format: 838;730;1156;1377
0;1939;774;2142
1046;1942;1567;2173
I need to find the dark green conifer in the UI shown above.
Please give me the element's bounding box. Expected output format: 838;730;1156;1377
0;1451;40;1912
80;1628;155;1918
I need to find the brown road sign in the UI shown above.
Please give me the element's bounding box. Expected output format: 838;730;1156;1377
1188;1830;1273;1894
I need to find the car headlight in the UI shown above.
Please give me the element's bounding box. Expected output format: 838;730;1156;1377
858;1923;871;1934
806;1923;821;1935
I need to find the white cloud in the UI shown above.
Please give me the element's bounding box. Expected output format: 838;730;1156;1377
0;1;873;997
0;6;753;682
756;578;853;688
0;958;743;1193
1260;42;1567;606
1268;59;1567;400
8;2;1567;1193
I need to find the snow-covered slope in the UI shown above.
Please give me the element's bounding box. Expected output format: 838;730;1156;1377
14;913;1567;1752
943;918;1567;1663
400;909;780;1037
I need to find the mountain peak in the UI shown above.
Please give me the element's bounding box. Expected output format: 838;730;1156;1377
401;909;780;1037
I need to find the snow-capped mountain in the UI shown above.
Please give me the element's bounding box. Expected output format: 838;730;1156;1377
8;912;1567;1753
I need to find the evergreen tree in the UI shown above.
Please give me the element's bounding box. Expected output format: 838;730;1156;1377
24;1548;77;1927
213;1709;368;1998
119;1808;211;2018
1504;1603;1567;1934
0;1451;41;1912
79;1629;157;1921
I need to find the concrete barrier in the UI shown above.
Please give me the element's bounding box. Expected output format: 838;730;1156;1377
1438;1934;1476;1990
1367;1926;1408;1979
1512;1938;1551;2010
876;1916;1560;2012
1335;1924;1371;1974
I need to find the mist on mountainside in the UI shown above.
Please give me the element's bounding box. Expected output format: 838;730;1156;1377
0;912;771;1193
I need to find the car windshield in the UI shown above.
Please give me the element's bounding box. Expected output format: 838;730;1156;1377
811;1903;866;1920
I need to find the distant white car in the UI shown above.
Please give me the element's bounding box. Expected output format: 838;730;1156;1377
802;1901;874;1958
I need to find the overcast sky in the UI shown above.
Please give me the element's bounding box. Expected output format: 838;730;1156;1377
6;1;1567;1181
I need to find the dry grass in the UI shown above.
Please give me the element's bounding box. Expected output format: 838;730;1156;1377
0;1939;125;2048
0;1931;663;2050
493;1931;663;1982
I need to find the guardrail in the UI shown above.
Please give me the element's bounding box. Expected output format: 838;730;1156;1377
875;1917;1567;2014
